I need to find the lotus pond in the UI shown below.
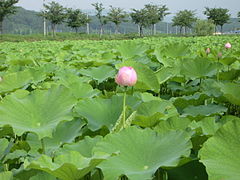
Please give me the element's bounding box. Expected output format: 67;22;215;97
0;36;240;180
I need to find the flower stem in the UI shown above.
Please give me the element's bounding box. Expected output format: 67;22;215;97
123;89;127;128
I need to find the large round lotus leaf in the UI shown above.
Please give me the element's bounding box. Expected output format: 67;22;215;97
199;120;240;180
218;82;240;106
182;104;227;117
79;65;116;83
59;136;103;158
0;85;76;139
0;70;32;94
75;96;123;131
117;41;148;59
116;61;159;92
180;58;219;79
95;126;192;180
25;151;112;180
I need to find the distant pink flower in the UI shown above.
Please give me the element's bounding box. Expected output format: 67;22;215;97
115;66;137;86
206;48;210;54
225;42;231;49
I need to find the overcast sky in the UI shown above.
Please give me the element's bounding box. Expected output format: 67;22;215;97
17;0;239;19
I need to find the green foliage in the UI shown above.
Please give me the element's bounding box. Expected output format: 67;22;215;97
130;8;149;36
199;119;240;180
194;19;215;36
143;3;170;34
40;1;66;36
96;126;192;180
107;6;127;34
0;36;240;179
0;0;19;34
66;8;89;33
204;7;231;32
92;3;107;36
172;10;197;34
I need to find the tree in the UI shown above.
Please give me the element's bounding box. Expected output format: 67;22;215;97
107;6;127;34
194;19;215;36
66;8;89;33
40;1;66;36
130;8;149;37
144;4;170;35
92;3;107;37
204;7;230;33
172;10;197;34
238;11;240;22
0;0;19;34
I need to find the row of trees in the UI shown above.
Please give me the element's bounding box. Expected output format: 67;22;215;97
40;2;170;37
0;0;240;36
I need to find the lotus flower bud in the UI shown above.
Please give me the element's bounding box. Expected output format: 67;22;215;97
225;42;231;49
115;66;137;86
206;48;210;54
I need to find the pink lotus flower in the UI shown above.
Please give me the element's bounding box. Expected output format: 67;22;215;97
225;42;231;49
115;66;137;86
206;48;210;54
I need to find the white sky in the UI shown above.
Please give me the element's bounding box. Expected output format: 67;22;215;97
17;0;239;18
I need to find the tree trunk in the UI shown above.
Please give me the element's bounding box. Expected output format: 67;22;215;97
140;26;143;37
115;24;119;34
75;28;78;33
215;24;217;33
220;25;223;33
52;24;56;37
0;21;3;34
180;27;183;34
100;25;103;37
151;24;154;35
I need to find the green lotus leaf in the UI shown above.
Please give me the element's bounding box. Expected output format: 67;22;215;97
43;119;85;155
29;172;56;180
95;126;192;180
136;100;178;120
218;82;240;106
0;171;13;180
55;136;103;160
182;104;227;117
154;43;190;66
180;58;219;79
133;100;178;127
219;56;238;66
172;93;209;113
0;138;9;158
117;41;148;59
25;151;112;180
199;120;240;180
155;67;175;84
0;70;32;94
219;69;240;81
79;65;116;83
0;85;76;139
66;82;100;99
155;116;191;133
189;117;222;136
116;61;159;92
75;96;123;131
